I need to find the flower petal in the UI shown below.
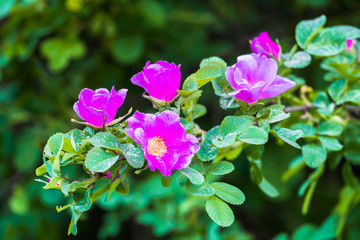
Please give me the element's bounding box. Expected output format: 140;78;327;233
259;75;296;99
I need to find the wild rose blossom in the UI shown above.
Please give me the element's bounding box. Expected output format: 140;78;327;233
250;32;281;60
131;60;181;102
346;39;355;51
73;86;127;128
225;53;296;103
125;110;199;176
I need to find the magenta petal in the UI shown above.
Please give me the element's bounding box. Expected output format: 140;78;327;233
250;32;281;60
73;86;127;127
125;110;199;176
259;75;296;99
131;60;181;102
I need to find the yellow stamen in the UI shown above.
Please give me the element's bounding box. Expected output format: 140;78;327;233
147;136;167;157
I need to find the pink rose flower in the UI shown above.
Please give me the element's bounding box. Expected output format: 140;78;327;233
131;61;181;102
125;110;199;176
225;53;296;103
73;86;127;128
250;32;281;60
346;39;355;51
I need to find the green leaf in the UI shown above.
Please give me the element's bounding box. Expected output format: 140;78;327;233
213;133;236;148
118;143;145;169
257;104;290;123
283;51;311;69
195;65;222;88
211;182;245;205
185;181;215;196
116;177;130;195
206;196;234;227
237;126;268;145
342;162;358;187
295;15;326;49
193;104;207;119
179;167;204;185
89;132;121;150
0;0;14;19
219;96;240;109
206;161;235;176
73;189;92;212
307;26;360;56
41;37;85;72
85;147;119;172
200;56;227;69
302;144;327;168
46;133;64;157
218;116;253;138
318;120;344;136
107;178;122;200
319;136;343;151
111;35;144;64
197;126;219;162
328;79;347;102
313;91;334;116
250;161;263;184
291;123;317;137
274;128;303;149
337;89;360;105
258;178;279;198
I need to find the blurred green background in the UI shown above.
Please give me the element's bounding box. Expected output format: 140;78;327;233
1;0;360;239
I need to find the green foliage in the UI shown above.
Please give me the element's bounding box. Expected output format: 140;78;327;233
2;2;360;238
296;15;327;49
206;196;235;227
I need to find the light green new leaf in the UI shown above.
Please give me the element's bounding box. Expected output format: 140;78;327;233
274;128;304;149
206;196;234;227
200;56;227;69
206;161;234;176
211;182;245;205
195;65;222;88
85;147;119;172
295;15;326;49
179;167;204;185
237;126;268;145
302;144;327;168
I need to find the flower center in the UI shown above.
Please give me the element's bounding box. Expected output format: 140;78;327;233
147;136;167;157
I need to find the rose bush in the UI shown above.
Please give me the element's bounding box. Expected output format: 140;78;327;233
34;15;360;239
